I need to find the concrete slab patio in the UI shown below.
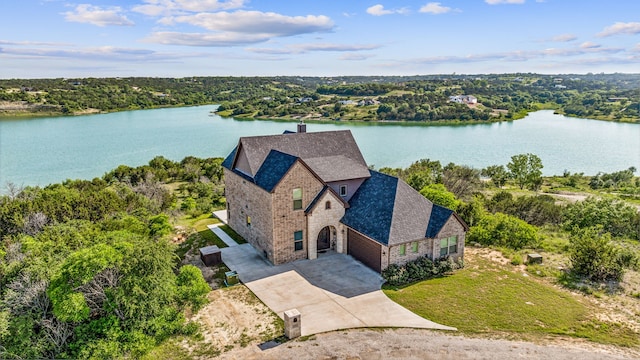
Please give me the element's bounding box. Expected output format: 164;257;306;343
220;244;455;336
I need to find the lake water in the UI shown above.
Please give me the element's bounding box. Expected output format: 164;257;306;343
0;105;638;188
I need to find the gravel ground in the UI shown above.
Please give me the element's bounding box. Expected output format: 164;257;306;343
218;328;640;360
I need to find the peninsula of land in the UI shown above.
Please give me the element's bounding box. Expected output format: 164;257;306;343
1;73;638;124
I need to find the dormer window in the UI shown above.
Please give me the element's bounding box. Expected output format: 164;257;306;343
339;185;347;197
293;188;303;210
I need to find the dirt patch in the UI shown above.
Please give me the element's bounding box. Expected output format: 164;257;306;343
545;191;589;204
218;328;639;360
186;285;283;357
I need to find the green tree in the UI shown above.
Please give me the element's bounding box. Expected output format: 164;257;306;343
507;153;543;190
420;183;461;210
482;165;509;188
467;212;539;249
570;226;637;282
563;197;639;239
148;214;173;238
176;265;210;311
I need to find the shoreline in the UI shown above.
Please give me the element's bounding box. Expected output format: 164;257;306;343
1;103;637;125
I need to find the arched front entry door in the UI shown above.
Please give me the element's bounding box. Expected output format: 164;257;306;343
317;226;334;251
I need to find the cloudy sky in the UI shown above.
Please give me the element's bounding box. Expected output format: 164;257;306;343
2;0;640;78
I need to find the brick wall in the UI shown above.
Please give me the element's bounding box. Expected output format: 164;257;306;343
387;238;433;268
384;215;466;269
224;168;275;261
434;215;466;261
270;161;324;264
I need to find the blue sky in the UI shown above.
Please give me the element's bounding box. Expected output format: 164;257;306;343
2;0;640;78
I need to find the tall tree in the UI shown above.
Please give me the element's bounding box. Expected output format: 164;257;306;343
507;153;543;190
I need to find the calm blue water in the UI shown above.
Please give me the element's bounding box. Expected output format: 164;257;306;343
0;105;638;188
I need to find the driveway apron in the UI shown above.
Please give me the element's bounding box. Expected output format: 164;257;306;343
221;244;456;336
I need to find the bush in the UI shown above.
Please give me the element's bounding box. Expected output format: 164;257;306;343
511;254;523;265
176;265;211;311
419;183;461;210
563;197;639;240
570;226;637;282
467;212;539;249
382;256;461;286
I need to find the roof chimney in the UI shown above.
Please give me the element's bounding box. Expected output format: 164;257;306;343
297;119;306;133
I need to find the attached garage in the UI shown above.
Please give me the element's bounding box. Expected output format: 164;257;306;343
347;228;382;272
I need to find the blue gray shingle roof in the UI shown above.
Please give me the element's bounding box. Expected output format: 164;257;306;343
253;150;298;192
341;171;398;245
221;146;237;170
425;204;454;238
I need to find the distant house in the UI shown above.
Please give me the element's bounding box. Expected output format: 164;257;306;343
448;95;477;104
222;125;468;272
358;98;379;106
338;100;355;105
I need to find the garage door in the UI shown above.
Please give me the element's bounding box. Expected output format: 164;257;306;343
347;228;382;272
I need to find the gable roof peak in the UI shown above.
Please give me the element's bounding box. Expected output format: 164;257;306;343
234;129;370;182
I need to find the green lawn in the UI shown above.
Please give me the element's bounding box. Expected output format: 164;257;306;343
384;254;639;346
219;224;247;244
175;214;227;259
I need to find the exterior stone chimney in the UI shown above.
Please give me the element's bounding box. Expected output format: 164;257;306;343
297;120;306;133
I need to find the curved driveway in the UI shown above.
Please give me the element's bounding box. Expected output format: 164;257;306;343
220;244;455;336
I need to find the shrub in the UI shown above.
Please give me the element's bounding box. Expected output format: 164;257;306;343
419;183;461;210
382;256;462;286
570;226;637;282
467;212;539;249
176;265;211;311
564;197;639;240
511;254;523;265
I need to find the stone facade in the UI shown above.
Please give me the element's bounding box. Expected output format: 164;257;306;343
270;161;324;265
306;190;347;259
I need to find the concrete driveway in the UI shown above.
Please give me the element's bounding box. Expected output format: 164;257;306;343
220;244;455;336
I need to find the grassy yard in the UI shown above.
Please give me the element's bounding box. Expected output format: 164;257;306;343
175;214;227;259
219;224;247;244
384;251;639;347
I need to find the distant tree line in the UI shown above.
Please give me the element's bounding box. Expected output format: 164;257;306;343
2;74;639;122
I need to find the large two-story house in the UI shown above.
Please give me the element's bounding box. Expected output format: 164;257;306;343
221;124;467;272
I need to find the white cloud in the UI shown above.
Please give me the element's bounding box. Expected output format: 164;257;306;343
419;2;453;14
408;44;624;65
597;22;640;37
64;4;134;27
0;45;200;62
339;53;375;61
580;41;600;49
0;40;72;46
170;11;334;36
143;31;272;46
551;34;577;42
132;0;245;16
485;0;525;4
366;4;408;16
247;43;380;55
